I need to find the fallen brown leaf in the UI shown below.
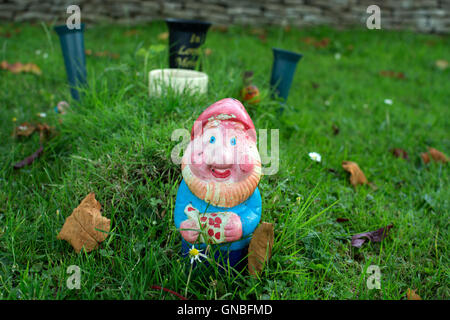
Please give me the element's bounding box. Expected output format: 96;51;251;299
336;218;349;223
391;148;409;160
250;28;266;36
421;147;448;164
351;224;393;248
85;50;119;59
332;124;340;135
258;34;267;43
158;32;169;41
124;29;139;37
14;122;54;142
0;28;20;38
211;25;228;33
248;222;274;276
14;122;36;137
301;37;330;48
435;59;448;70
406;288;422;300
342;161;368;187
36;123;52;142
314;38;330;48
379;70;405;79
1;61;42;75
204;48;212;56
57;193;110;253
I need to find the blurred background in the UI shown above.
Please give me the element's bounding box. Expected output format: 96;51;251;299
0;0;449;33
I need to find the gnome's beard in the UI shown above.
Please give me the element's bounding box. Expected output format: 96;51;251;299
182;164;261;208
181;139;262;208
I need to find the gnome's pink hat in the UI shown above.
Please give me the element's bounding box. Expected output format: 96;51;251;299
191;98;256;140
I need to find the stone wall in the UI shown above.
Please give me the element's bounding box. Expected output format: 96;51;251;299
0;0;449;33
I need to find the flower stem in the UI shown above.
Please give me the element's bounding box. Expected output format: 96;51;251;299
185;263;193;297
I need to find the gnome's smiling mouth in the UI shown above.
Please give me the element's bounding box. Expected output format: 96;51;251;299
211;167;231;179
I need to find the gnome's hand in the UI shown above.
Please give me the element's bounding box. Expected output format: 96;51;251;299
224;213;242;242
180;219;200;243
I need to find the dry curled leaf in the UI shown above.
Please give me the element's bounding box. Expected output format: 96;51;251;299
342;161;368;187
406;288;422;300
14;122;36;137
124;29;139;37
211;25;228;33
248;222;274;276
0;28;20;38
351;224;393;248
391;148;409;160
14;122;54;142
57;193;110;253
204;48;212;56
158;32;169;41
379;70;405;79
332;124;340;135
435;59;448;70
301;37;330;48
85;49;119;59
1;60;42;75
421;147;448;164
36;123;52;142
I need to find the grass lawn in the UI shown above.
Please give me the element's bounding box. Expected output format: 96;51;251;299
0;21;449;300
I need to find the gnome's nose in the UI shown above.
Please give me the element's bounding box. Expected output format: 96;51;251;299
207;147;234;167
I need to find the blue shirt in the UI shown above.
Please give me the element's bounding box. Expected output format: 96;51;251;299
174;179;262;251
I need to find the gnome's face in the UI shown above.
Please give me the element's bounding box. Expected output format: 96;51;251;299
181;99;261;208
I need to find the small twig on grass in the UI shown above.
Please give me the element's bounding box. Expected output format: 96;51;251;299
13;144;43;169
151;285;187;300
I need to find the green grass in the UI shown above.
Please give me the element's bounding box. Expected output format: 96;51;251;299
0;21;449;300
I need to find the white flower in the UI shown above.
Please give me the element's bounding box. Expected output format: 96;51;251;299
334;53;341;60
35;50;41;55
325;100;331;106
308;152;322;162
188;245;207;264
43;53;48;59
37;112;47;118
384;99;393;105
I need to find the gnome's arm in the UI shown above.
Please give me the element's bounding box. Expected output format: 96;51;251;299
174;181;201;243
226;188;262;241
237;206;261;239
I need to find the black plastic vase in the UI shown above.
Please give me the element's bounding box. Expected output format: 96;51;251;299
165;18;211;70
270;48;303;101
54;23;87;100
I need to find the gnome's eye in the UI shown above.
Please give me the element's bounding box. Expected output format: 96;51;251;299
230;137;236;146
209;136;216;144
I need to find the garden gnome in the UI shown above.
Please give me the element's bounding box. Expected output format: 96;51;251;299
174;98;262;270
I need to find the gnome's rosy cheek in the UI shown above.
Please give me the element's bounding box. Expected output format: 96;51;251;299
189;139;205;166
191;150;204;166
239;154;254;173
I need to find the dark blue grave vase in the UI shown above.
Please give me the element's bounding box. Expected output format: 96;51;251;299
270;48;303;101
54;23;87;100
165;18;211;70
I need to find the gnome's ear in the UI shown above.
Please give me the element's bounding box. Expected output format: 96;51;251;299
246;128;257;142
